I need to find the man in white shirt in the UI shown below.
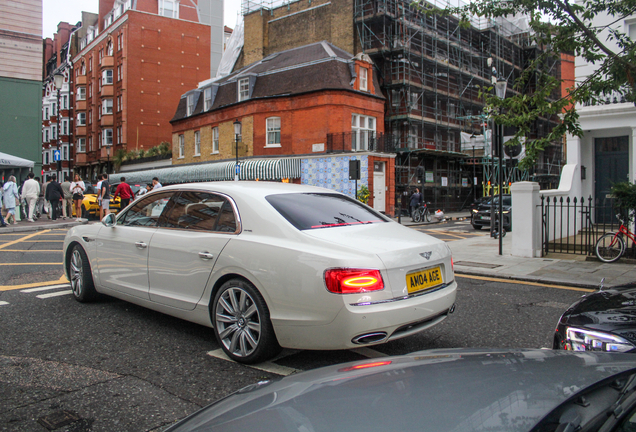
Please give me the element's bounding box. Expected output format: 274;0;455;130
152;177;162;190
21;172;40;222
96;175;104;206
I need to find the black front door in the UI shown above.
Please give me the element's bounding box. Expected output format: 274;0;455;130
595;136;629;223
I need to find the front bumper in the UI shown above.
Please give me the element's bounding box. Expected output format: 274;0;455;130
272;280;458;350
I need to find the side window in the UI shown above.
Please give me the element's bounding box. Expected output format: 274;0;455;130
217;201;237;232
163;191;237;232
118;192;173;227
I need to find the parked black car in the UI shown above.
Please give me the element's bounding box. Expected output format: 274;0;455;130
471;194;512;231
166;348;636;432
554;282;636;353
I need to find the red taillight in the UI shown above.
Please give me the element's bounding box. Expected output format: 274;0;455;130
338;361;393;372
451;256;454;272
324;269;384;294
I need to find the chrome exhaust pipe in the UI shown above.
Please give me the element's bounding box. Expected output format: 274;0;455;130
352;332;388;345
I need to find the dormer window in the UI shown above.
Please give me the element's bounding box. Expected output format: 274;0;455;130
187;94;195;116
204;87;212;111
359;67;368;91
159;0;179;18
238;78;249;102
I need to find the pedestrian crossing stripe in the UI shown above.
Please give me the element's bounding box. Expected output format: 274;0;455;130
0;301;9;306
36;290;73;299
21;284;70;293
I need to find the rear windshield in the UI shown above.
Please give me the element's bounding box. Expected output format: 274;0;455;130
266;193;389;230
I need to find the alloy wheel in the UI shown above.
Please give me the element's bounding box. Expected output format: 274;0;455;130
70;249;84;297
215;287;262;358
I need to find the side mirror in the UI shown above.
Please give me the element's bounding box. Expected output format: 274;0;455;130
102;213;116;227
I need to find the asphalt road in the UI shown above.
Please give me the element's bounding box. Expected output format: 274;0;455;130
0;227;590;431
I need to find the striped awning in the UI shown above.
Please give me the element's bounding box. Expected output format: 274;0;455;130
110;157;302;185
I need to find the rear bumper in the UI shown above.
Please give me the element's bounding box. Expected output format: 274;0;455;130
273;280;458;350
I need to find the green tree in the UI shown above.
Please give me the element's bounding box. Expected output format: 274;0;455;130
611;181;636;222
357;184;371;204
428;0;636;169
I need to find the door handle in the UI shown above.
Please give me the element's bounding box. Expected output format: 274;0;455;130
135;241;147;249
199;252;214;260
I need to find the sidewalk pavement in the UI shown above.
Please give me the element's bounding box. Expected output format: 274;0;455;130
0;217;83;233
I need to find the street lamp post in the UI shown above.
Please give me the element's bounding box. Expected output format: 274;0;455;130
494;77;508;256
53;72;65;182
470;133;477;201
233;119;242;181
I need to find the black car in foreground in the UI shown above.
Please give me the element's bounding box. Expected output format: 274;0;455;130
166;348;636;432
471;194;512;231
554;282;636;353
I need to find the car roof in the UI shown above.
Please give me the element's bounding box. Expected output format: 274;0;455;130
159;181;341;199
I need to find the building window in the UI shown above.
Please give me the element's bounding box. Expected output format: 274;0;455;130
391;89;400;107
159;0;179;18
351;114;376;151
98;49;103;65
179;134;185;158
102;99;113;115
117;95;122;112
102;69;113;85
62;145;68;160
77;112;86;126
409;91;419;109
51;102;57;116
194;131;201;156
44;107;49;120
62;95;68;109
44;151;49;165
51;125;57;140
89;136;93;152
204;87;212;111
266;117;281;147
89;109;93;124
408;125;418;149
117;65;122;81
238;78;249;102
187;94;195;116
117;33;122;51
61;119;69;135
359;67;368;91
77;138;86;152
44;129;49;142
89;83;93;98
106;40;113;56
89;56;92;72
117;126;122;144
103;129;113;146
212;127;219;153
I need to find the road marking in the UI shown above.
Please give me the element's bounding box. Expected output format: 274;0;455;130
0;275;69;292
0;301;9;306
22;284;71;293
207;349;300;376
36;290;73;299
351;347;389;358
0;263;63;266
456;274;595;292
0;230;48;250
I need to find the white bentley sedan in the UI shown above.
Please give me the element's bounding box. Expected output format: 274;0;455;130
64;182;457;364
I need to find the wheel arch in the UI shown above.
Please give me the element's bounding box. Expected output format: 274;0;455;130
207;273;257;324
64;240;82;278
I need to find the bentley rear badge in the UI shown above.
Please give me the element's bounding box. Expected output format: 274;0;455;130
420;251;432;260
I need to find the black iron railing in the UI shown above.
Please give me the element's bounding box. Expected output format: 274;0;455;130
541;195;635;258
326;132;396;154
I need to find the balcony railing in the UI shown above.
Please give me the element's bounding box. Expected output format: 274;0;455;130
326;132;396;153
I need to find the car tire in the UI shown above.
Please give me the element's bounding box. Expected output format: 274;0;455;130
472;224;482;230
69;244;98;302
213;279;281;364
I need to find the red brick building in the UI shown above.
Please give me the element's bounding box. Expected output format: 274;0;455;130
164;42;395;215
71;0;211;181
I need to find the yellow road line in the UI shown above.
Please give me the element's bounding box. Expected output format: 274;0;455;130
456;274;595;292
0;274;69;292
0;240;65;243
0;230;49;250
1;250;62;252
0;263;63;266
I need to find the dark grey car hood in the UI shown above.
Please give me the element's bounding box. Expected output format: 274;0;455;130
166;349;636;432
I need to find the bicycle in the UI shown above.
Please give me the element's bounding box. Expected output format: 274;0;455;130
412;202;431;223
594;216;636;263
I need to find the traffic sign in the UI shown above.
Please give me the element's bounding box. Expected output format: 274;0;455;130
53;150;61;161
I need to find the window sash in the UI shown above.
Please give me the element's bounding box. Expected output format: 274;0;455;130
266;117;281;146
204;88;212;111
238;78;249;101
102;70;113;85
359;68;368;91
77;138;86;152
194;131;201;155
187;94;195;116
179;135;184;157
103;129;113;145
212;127;219;153
102;99;113;115
77;113;86;125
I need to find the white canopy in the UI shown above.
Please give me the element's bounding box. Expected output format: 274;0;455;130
0;151;35;169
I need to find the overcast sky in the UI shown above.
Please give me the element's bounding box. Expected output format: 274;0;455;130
42;0;242;38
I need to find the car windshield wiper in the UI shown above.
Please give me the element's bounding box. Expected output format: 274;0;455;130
597;373;636;432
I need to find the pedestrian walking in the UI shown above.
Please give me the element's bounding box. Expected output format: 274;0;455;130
21;172;40;222
0;185;8;227
35;176;45;219
2;176;19;225
45;174;64;221
43;177;52;219
113;177;134;210
96;175;104;208
152;177;162;190
61;175;73;219
70;174;86;221
410;188;422;220
99;174;111;219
